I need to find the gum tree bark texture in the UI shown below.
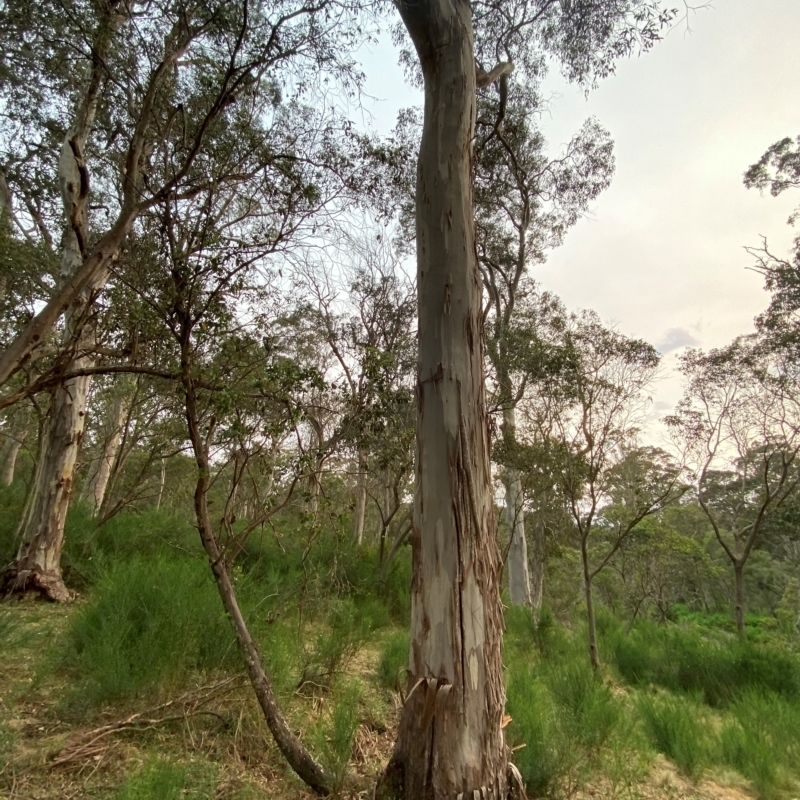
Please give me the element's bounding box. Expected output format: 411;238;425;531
1;6;120;601
377;1;507;797
87;392;131;515
503;406;532;607
0;425;26;486
5;376;89;602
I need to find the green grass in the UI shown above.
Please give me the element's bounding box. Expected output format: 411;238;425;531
717;689;800;798
504;616;628;797
110;757;217;799
58;555;236;713
637;692;708;779
312;681;363;795
376;629;409;691
607;619;800;707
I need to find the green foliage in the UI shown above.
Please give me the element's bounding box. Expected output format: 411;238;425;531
505;617;626;796
59;556;235;713
0;607;19;649
110;757;217;800
238;517;411;626
0;481;28;565
312;682;362;795
376;629;409;691
637;693;707;779
607;619;800;706
718;690;800;798
0;719;14;776
299;598;371;690
544;660;619;750
61;505;200;590
506;674;564;796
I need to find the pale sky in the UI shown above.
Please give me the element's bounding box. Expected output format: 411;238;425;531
358;1;800;438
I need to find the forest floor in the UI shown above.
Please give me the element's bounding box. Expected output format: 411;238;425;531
0;598;793;800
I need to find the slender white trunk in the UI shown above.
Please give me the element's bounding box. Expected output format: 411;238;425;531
503;407;532;607
353;450;367;544
87;392;130;514
156;456;167;509
530;509;546;611
0;427;26;486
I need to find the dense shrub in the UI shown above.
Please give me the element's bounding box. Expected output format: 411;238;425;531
377;629;409;690
608;620;800;706
110;758;217;800
60;555;236;712
637;693;708;779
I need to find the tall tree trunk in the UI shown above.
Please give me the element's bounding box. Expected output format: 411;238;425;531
86;392;130;514
2;379;91;601
734;560;746;635
581;536;600;671
377;4;507;797
503;408;531;607
353;450;367;544
529;510;546;612
0;426;26;486
0;5;121;600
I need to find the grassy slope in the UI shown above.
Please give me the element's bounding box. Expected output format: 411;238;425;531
1;501;799;798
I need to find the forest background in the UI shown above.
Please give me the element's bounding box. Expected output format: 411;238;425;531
1;0;800;798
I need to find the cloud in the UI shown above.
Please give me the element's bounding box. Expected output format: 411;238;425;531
657;327;700;354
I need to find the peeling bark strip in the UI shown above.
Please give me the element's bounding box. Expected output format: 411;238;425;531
377;0;507;797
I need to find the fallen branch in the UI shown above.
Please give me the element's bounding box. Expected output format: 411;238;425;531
51;674;246;767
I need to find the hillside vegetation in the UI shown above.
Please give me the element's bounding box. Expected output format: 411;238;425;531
1;487;799;800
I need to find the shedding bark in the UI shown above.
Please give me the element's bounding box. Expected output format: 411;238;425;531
376;1;507;797
86;392;131;514
0;5;122;600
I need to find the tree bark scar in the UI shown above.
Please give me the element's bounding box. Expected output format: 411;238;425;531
69;137;90;200
420;363;444;387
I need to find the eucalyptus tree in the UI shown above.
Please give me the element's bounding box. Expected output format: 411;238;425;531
475;79;615;606
119;107;358;791
0;0;366;600
519;312;683;669
667;337;800;633
376;0;675;795
292;234;415;544
0;0;367;390
744;135;800;358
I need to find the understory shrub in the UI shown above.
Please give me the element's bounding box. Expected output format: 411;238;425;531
60;555;235;712
718;689;800;798
312;681;363;795
609;621;800;706
110;757;216;800
637;692;707;779
377;628;409;690
299;598;371;690
506;642;625;796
